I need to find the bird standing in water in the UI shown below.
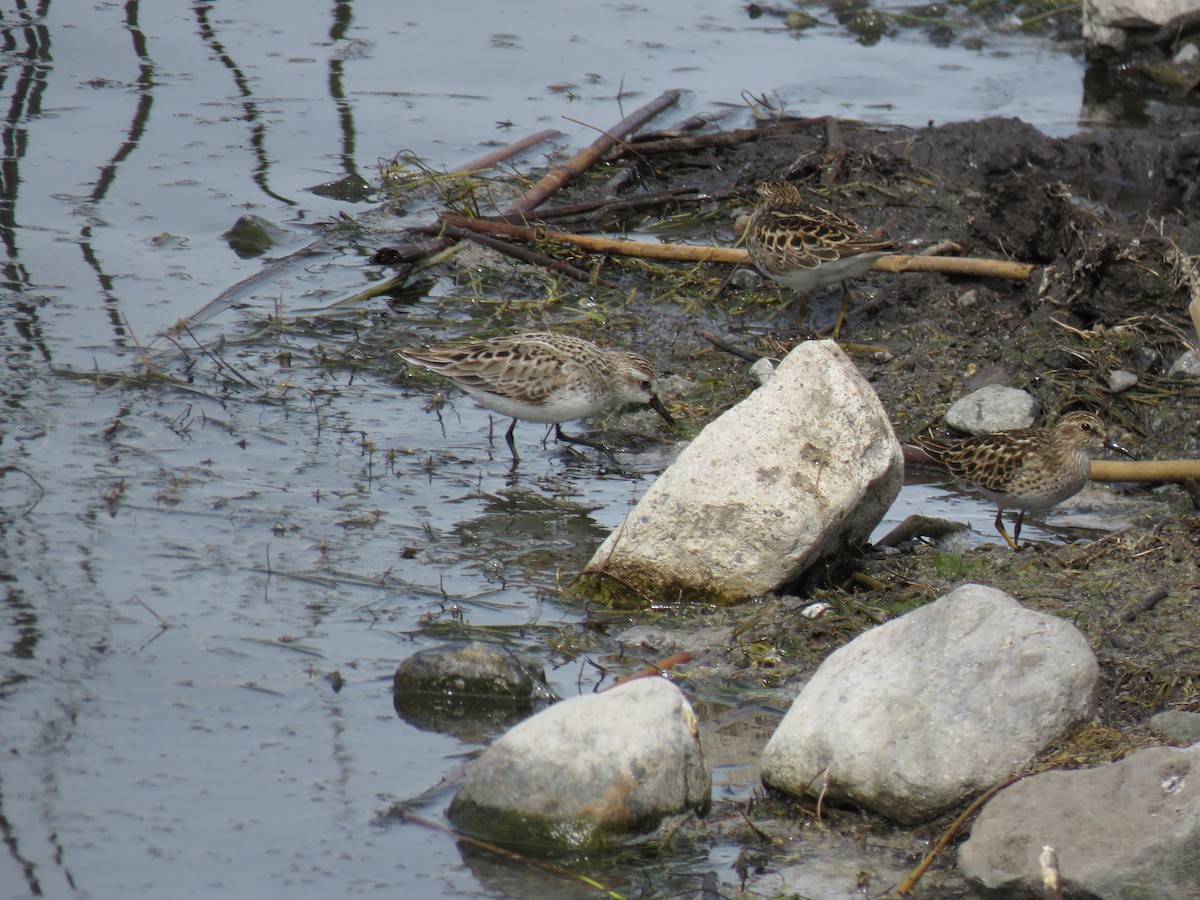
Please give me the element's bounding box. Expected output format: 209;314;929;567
398;332;674;461
914;411;1136;551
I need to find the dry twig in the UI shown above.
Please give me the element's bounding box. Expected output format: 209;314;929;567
891;775;1027;896
612;116;836;157
440;215;1036;279
505;89;682;216
412;222;610;286
1091;459;1200;482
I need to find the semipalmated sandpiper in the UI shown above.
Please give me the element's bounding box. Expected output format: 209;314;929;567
399;332;674;460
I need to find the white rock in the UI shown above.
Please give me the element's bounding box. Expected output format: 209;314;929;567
749;357;777;385
1083;0;1194;54
1167;348;1200;378
581;340;902;604
945;385;1037;434
759;584;1099;824
1107;369;1139;393
447;677;710;850
1176;42;1200;64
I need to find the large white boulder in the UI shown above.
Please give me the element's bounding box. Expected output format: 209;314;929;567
578;340;902;605
760;584;1099;824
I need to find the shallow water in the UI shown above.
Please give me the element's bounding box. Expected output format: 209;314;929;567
0;1;1141;897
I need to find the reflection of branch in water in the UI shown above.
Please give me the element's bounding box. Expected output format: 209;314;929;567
92;0;156;203
0;13;52;292
78;0;156;345
328;0;360;180
0;465;47;517
194;3;295;206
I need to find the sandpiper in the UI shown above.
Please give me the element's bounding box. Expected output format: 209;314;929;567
398;331;674;461
745;180;894;337
914;410;1136;551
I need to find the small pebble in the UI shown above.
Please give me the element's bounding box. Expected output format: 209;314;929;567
801;602;831;619
1174;43;1199;64
1167;349;1200;379
729;267;765;290
750;358;777;385
1148;710;1200;743
1107;369;1138;393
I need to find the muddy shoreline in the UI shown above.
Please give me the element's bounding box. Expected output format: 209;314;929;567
372;109;1200;895
619;111;1200;894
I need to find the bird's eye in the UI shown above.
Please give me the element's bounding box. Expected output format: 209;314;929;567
640;380;653;391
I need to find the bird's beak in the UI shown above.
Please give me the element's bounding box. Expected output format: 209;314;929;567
648;395;675;427
1105;439;1138;461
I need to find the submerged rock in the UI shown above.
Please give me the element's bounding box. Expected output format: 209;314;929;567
447;677;710;851
958;742;1200;898
759;584;1099;824
392;641;557;739
223;214;293;258
575;340;902;606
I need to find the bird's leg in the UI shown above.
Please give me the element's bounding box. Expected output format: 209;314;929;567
1011;510;1027;551
994;508;1022;552
504;419;520;461
793;294;811;330
832;283;851;341
554;424;620;465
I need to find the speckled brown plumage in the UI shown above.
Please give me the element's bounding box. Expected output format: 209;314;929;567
399;332;673;461
915;411;1136;550
745;180;895;294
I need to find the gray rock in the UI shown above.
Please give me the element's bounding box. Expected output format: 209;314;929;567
392;642;557;738
223;214;294;258
1107;369;1138;393
1084;0;1195;54
393;641;553;701
1149;710;1200;743
759;584;1098;824
958;743;1200;899
1167;349;1200;379
447;677;710;850
749;357;777;385
944;386;1037;434
729;267;765;290
579;340;902;604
